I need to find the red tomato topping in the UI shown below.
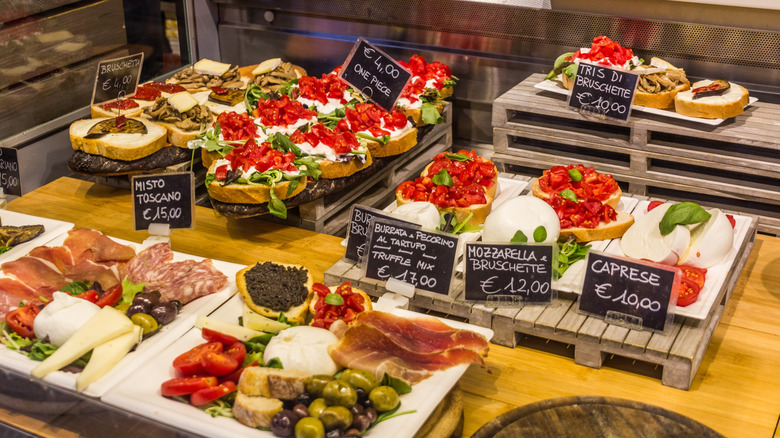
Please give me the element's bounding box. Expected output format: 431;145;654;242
172;341;223;376
289;123;360;155
190;381;236;407
210;86;228;95
133;85;162;101
201;328;239;346
95;283;123;308
344;103;409;135
537;164;619;203
398;54;452;92
100;99;140;110
310;281;367;329
295;74;350;106
221;138;299;176
425;150;496;192
5;304;40;338
215;111;257;141
397;177;487;209
568;36;634;68
252;94;316;127
546;192;618;229
160;376;219;397
143;81;187;94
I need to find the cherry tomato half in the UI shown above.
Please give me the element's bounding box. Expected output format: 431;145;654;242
647;200;664;211
75;290;99;303
679;265;707;290
172;342;223;376
200;351;240;377
95;283;123;308
6;304;40;338
190;381;236;406
161;376;219;397
677;278;701;307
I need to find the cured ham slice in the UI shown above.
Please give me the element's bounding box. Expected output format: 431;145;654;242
59;260;123;290
63;228;136;263
126;243;227;305
1;257;69;297
329;311;488;384
0;277;43;313
28;246;75;270
353;311;489;356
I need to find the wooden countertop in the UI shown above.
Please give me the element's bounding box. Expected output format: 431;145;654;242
4;177;780;437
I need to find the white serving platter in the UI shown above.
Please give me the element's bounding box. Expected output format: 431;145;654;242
0;210;73;263
0;234;243;397
102;293;494;438
534;78;758;126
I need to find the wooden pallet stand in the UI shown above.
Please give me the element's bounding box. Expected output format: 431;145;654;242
324;182;759;389
491;73;780;235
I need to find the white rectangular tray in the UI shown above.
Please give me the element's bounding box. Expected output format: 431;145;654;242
0;235;243;397
102;293;494;438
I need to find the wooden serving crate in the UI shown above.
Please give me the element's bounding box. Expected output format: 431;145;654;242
491;73;780;235
324;183;759;390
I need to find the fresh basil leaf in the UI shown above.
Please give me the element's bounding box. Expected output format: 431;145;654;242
510;230;528;243
533;226;547;242
60;280;90;296
560;189;578;203
568;168;583;182
432;169;453;187
421;102;443;125
324;293;344;306
659;202;711;236
273;132;302;156
381;374;413;395
443;153;471;162
285;177;299;197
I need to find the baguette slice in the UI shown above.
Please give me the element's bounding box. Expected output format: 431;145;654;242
232;393;283;429
318;153;373;179
674;80;749;119
69;117;169;161
396;189;493;226
237;366;308;400
558;210;634;242
364;127;418;158
531;178;622;209
236;262;313;324
205;161;307;204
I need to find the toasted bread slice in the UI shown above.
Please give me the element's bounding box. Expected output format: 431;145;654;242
318;152;373;179
69;117;169;161
558;210;634;242
232;393;283;429
364;127;418;158
402;100;445;126
236;262;313;324
531;178;621;209
238;366;308;400
674;80;749;119
206;161;307;204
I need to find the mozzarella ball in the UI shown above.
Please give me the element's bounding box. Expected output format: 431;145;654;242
680;208;734;268
482;196;560;243
263;325;340;375
34;292;101;347
620;203;690;265
390;201;440;230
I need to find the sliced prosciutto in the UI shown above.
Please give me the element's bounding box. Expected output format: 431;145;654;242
1;257;70;299
328;311;488;384
125;243;227;305
63;228;136;263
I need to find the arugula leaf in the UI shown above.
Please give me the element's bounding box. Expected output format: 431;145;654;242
28;341;58;361
659;202;711;235
356;132;389;145
204;173;215;188
381;374;413;395
118;279;145;307
432;169;453;187
421;102;443;125
554;240;591;279
272;132;302;157
204;400;235;418
60;280;90;296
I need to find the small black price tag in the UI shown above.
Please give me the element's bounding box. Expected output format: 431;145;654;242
579;251;680;332
567;62;639;122
91;53;144;106
0;147;22;196
338;38;412;112
464;243;554;304
364;217;458;296
344;205;415;262
131;172;195;231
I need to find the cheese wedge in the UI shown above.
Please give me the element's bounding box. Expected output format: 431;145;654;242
76;325;142;391
195;315;265;341
242;305;290;334
252;58;282;76
620;203;691;265
168;91;199;113
31;307;134;379
194;59;231;76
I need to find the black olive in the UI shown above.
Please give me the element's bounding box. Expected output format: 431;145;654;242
364;407;378;424
355;387;368;406
270;410;297;437
133;291;161;308
325;429;342;438
150;301;178;325
349;403;364;417
170;300;182;312
125;302;150;318
344;429;362;438
292;403;309;420
351;414;370;432
294;393;314;407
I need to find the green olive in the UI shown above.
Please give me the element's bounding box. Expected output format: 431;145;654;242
341;369;379;393
130;312;159;336
368;386;399;412
294;416;325;438
308;398;328;418
322;379;357;408
306;375;335;398
319;406;353;431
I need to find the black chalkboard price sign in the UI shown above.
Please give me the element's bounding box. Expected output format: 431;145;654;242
579;251;681;332
0;147;22;196
567;62;639;122
345;205;415;262
131;172;194;231
464;243;554;304
338;38;412;112
91;53;144;106
364;217;458;296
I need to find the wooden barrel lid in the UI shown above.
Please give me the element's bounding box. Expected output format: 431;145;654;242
471;395;724;438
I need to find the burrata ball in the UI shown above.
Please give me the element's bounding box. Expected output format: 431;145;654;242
33;292;101;346
390;201;441;230
482;196;560;243
263;325;340;375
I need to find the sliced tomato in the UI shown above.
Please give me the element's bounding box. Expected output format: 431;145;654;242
677;278;701;307
647;200;664;211
726;214;736;228
201;351;240;376
679;265;707;290
224;341;246;365
190;381;236;406
75;290;99;303
6;304;40;338
201;328;239;346
160;376;219;397
95;283;123;308
173;342;223;376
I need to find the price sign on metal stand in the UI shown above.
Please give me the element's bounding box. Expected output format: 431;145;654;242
568;62;639;122
344;205;415;262
464;243;555;305
578;251;680;332
91;53;144;106
0;147;22;196
363;217;458;297
339;37;412;112
132;172;194;231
